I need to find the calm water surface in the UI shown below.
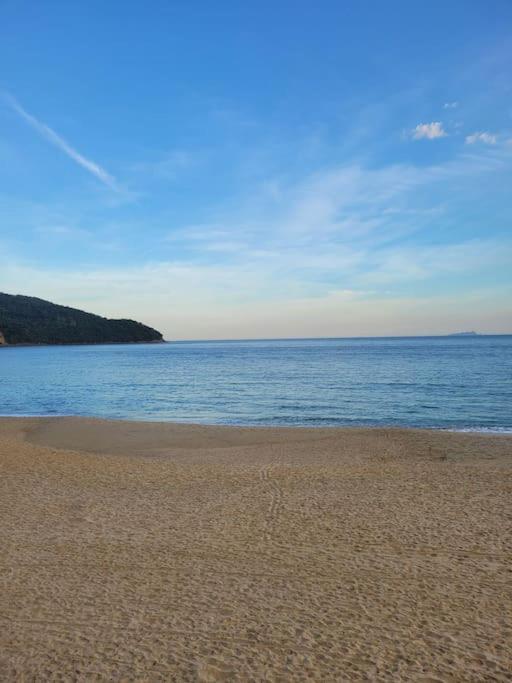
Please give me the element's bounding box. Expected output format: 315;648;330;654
1;336;511;431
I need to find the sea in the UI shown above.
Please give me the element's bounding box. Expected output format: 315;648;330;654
1;335;511;432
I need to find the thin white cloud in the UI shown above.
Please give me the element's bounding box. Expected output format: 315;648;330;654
130;150;198;181
412;122;447;140
356;240;512;287
3;91;119;191
465;131;497;145
443;101;458;109
161;148;508;265
34;225;92;239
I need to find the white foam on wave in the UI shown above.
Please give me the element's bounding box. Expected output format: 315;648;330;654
447;427;512;434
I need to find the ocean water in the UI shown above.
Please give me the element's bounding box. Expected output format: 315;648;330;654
1;336;511;431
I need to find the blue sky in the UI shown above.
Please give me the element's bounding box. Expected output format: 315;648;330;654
1;1;511;338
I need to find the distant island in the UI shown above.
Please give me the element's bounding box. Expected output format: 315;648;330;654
0;292;163;346
448;331;479;336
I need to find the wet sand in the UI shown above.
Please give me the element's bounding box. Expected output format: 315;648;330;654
1;417;511;681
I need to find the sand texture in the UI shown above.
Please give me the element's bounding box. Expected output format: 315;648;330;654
1;417;511;681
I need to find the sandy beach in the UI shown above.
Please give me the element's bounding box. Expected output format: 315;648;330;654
1;417;511;681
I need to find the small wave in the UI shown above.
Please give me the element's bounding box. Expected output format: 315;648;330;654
447;427;512;434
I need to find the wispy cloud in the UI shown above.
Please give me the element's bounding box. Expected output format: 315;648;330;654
443;101;458;109
33;224;92;239
130;150;199;181
355;240;512;286
465;131;497;145
3;91;119;191
160;144;510;271
411;122;447;140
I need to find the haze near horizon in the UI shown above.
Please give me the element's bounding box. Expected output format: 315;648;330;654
1;1;511;339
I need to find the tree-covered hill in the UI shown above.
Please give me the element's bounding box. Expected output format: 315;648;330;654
0;293;164;346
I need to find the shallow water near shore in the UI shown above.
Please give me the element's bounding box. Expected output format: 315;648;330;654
1;335;511;430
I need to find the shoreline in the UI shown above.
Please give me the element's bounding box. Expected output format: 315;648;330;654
1;413;511;435
2;415;511;679
0;339;167;348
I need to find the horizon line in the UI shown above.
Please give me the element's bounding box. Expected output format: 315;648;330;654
167;332;511;343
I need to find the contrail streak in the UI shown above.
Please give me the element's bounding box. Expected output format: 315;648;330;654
3;91;118;191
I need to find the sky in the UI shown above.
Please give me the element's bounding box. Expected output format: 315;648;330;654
1;0;511;339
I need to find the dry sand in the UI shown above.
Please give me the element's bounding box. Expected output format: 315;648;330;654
1;417;511;681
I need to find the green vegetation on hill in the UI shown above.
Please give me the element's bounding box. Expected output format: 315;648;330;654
0;293;164;346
